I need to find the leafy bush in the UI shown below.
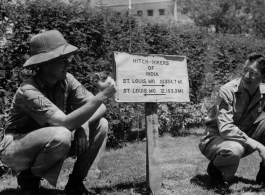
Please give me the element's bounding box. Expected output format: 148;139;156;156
200;33;265;100
158;102;207;136
2;0;265;148
178;0;265;37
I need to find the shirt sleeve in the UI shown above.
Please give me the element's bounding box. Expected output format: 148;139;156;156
216;86;259;151
66;74;95;109
21;87;60;126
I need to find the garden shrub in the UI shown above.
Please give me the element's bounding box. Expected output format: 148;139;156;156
200;33;265;112
2;0;265;147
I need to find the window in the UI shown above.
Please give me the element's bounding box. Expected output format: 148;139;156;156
159;9;165;16
147;10;153;16
137;10;142;16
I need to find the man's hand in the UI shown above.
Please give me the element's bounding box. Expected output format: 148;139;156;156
95;72;108;82
95;73;116;100
74;127;90;155
257;143;265;165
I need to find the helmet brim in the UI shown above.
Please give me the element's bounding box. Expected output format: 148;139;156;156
23;43;78;68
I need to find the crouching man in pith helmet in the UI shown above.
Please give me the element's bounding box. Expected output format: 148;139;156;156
0;30;116;194
199;53;265;187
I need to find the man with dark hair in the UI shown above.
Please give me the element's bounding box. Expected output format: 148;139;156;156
0;29;116;195
199;53;265;186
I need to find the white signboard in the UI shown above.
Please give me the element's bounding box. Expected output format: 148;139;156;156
113;52;190;102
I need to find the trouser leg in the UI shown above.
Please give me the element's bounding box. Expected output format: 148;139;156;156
199;135;244;182
249;119;265;150
88;135;107;179
213;141;244;182
69;118;108;177
1;127;71;186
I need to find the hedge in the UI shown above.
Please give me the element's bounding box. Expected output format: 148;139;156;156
1;0;265;147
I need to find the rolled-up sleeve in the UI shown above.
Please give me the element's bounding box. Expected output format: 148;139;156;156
21;87;60;126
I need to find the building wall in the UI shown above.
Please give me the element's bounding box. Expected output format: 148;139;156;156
90;0;192;23
91;0;170;7
134;1;171;19
110;1;172;19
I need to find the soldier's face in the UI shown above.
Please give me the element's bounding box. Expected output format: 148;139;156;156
241;60;264;92
48;55;73;80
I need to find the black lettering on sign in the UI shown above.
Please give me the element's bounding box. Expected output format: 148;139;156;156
151;60;169;65
133;59;150;64
176;89;184;93
123;89;130;93
142;59;148;64
123;79;130;83
149;89;156;93
160;79;177;84
133;59;140;63
160;89;184;93
146;72;159;76
132;79;147;84
148;79;155;83
133;89;147;93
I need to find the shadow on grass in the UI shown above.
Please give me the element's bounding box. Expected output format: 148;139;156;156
0;181;149;195
0;188;64;195
232;176;265;193
233;175;257;185
190;174;231;194
91;180;149;195
191;174;265;194
170;131;204;138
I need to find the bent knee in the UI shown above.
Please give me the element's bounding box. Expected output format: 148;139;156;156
48;127;71;149
99;118;108;135
216;142;244;164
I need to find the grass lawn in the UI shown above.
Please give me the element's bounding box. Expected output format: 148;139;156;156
1;128;265;195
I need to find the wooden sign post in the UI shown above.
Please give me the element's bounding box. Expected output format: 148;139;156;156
113;52;190;194
145;102;161;194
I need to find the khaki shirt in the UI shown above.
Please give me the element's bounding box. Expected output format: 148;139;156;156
205;78;265;151
5;72;94;134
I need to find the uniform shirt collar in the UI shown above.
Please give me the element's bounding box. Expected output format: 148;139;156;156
36;72;48;89
260;83;265;94
36;72;66;90
235;77;265;95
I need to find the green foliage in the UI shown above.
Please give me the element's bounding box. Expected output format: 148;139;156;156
158;103;207;136
202;33;265;96
2;0;265;148
178;0;237;33
178;0;265;37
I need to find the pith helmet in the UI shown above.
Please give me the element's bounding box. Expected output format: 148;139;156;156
23;30;78;68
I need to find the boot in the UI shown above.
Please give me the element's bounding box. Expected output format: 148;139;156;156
207;161;229;187
256;162;265;184
64;174;92;195
17;169;41;195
